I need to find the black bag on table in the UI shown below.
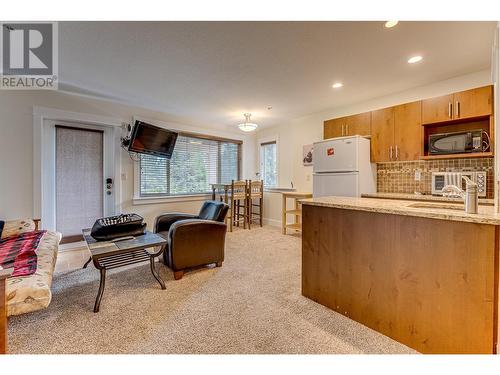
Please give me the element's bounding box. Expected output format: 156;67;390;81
90;213;146;241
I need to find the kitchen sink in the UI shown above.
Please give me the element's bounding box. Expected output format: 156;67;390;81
407;202;464;211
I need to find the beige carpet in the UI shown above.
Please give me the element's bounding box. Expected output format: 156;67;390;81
8;226;415;354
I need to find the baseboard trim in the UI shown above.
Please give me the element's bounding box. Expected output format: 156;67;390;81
263;218;281;227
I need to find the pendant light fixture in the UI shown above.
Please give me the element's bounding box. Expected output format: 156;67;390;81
238;113;258;132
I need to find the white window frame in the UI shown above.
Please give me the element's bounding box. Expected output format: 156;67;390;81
132;116;245;204
258;135;279;188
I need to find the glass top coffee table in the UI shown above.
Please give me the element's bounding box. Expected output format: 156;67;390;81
82;229;167;312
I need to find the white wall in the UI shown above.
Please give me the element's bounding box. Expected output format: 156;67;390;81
257;69;493;225
0;90;257;227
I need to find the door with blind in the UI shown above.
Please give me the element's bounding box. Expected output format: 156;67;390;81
55;125;106;243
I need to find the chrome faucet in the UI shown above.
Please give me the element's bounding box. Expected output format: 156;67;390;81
441;176;478;214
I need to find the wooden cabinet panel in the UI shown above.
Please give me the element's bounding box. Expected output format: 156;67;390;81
302;205;497;354
422;94;454;124
345;112;371;136
454;86;492;120
326;85;492;160
323;118;344;139
371;107;394;162
394;101;422;161
422;86;493;124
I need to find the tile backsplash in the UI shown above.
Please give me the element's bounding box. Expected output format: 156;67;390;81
377;158;494;198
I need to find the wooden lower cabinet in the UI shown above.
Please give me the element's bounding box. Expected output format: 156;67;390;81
302;205;498;354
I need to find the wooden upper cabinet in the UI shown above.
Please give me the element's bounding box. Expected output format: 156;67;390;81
371;107;395;162
345;112;371;136
324;112;371;139
323;118;343;139
394;101;422;161
454;86;492;120
325;85;492;161
422;94;454;124
422;85;493;124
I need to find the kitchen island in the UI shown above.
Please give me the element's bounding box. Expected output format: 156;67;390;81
301;196;500;354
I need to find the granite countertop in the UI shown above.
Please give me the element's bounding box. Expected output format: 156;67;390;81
361;192;494;206
300;196;500;225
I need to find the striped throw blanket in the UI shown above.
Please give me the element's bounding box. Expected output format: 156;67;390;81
0;230;45;277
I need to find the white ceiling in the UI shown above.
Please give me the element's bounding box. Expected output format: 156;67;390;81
59;21;496;130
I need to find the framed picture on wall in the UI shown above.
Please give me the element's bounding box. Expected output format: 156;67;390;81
303;144;313;166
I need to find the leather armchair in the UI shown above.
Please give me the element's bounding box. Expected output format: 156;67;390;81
154;200;229;280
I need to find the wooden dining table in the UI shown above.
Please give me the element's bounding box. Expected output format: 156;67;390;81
210;183;232;203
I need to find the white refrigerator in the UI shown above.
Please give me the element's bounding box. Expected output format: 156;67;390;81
313;135;376;198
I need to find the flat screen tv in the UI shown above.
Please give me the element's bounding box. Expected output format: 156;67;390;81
128;120;178;158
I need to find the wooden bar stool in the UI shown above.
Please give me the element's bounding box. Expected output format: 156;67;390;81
227;180;248;232
247;180;263;229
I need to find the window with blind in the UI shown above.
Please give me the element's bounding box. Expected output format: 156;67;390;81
260;141;277;187
139;133;241;196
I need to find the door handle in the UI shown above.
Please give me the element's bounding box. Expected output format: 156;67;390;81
389;146;393;160
448;102;452;118
341;124;344;136
455;101;460;118
346;124;349;135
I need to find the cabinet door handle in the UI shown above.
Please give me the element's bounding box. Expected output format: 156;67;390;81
448;102;452;118
346;124;349;135
395;145;399;160
389;146;393;160
455;101;460;118
341;124;344;136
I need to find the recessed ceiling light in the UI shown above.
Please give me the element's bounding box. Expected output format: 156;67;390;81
385;21;399;28
408;55;423;64
332;82;343;89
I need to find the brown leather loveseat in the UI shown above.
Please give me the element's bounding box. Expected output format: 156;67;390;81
154;200;229;280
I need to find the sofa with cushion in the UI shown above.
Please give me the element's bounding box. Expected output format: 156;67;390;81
0;219;60;316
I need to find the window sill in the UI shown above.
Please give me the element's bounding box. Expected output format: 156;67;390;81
133;194;212;205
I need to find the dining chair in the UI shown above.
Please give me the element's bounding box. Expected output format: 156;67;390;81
247;180;264;229
227;180;248;232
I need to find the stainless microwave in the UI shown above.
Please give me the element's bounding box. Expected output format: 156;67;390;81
428;130;483;155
